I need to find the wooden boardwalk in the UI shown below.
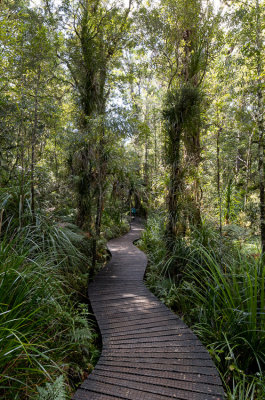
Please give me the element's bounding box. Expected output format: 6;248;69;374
74;221;224;400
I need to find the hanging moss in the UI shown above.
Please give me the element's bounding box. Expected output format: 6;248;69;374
163;87;201;155
163;86;202;239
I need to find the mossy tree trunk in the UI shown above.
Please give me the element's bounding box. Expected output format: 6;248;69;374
65;0;132;242
255;0;265;254
167;128;182;240
160;0;214;240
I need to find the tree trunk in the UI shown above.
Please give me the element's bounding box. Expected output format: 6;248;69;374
256;0;265;254
54;136;58;183
31;67;41;218
92;185;104;271
225;177;232;225
244;131;254;209
167;129;182;241
144;130;149;217
144;135;149;189
76;148;92;230
91;121;107;271
154;122;158;174
19;125;25;228
217;127;222;236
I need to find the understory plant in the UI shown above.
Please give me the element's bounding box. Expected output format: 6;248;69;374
0;188;100;399
0;179;130;399
140;214;265;399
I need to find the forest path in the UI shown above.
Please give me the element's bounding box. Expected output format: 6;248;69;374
73;220;224;400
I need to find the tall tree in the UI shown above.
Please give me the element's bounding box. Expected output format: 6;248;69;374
61;0;133;266
216;0;265;251
0;1;63;220
154;0;216;240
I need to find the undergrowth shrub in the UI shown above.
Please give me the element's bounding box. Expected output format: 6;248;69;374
0;188;100;399
140;214;265;399
101;211;130;240
0;182;130;399
0;232;99;399
37;376;67;400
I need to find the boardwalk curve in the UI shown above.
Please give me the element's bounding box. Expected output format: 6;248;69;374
74;220;224;400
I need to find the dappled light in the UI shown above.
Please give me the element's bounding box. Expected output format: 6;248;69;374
1;0;264;398
75;221;224;399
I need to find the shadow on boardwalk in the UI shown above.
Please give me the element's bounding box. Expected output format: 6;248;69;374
73;220;224;400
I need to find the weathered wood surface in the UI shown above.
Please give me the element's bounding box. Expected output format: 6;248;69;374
73;220;224;400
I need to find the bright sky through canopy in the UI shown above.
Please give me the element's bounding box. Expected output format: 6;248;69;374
31;0;221;11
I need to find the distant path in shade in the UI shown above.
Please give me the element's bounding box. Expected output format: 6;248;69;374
73;219;224;400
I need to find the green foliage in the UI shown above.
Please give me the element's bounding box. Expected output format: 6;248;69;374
140;214;265;398
0;186;98;398
1;0;264;398
163;87;201;134
37;376;67;400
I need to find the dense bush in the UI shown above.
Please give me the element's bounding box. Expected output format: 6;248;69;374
140;214;265;399
0;188;100;399
0;180;131;399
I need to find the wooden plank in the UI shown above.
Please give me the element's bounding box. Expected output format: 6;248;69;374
73;221;224;400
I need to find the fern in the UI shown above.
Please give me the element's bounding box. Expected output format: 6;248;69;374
37;375;67;400
68;304;94;344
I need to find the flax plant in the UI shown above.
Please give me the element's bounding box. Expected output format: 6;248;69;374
140;214;265;398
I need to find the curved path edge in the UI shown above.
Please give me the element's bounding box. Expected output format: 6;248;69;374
74;220;225;400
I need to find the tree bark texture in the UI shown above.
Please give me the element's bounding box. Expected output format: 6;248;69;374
256;0;265;254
